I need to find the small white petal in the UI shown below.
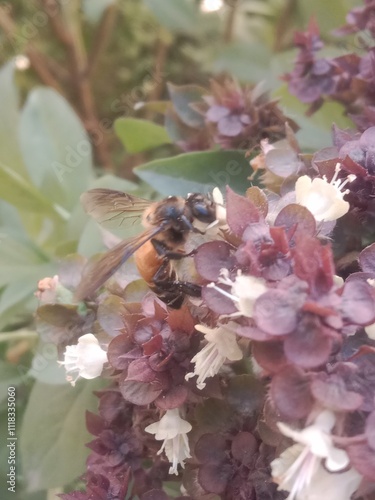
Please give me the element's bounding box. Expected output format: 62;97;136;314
145;408;192;440
145;409;192;474
273;410;357;500
211;271;267;318
365;322;375;339
325;447;350;472
187;324;242;389
295;173;350;222
212;187;227;226
333;275;344;287
59;333;107;385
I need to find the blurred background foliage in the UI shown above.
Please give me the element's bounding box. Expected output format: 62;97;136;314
0;0;363;498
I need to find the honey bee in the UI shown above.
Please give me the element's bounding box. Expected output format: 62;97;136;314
75;189;217;308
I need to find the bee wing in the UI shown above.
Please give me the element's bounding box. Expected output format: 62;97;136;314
75;225;163;300
80;188;152;227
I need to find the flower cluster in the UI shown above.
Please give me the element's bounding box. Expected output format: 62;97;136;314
285;7;375;128
36;3;375;496
201;79;299;150
41;149;375;498
166;77;299;152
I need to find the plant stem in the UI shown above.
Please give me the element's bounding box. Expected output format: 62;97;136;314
273;0;297;52
87;4;118;78
0;6;63;93
223;0;240;44
0;329;38;343
42;0;113;172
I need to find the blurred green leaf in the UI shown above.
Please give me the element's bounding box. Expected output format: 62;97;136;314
89;174;139;192
0;362;24;403
82;0;116;23
19;88;94;211
164;107;195;144
134;100;170;114
164;481;182;497
297;0;348;36
29;341;66;385
114;117;172;153
0;159;69;219
0;403;49;500
77;219;106;257
0;265;54;316
0;234;50;287
167;83;206;128
273;84;353;151
0;59;28;177
0;295;35;331
135;150;253;196
143;0;199;34
0;200;28;239
20;379;105;491
212;42;272;83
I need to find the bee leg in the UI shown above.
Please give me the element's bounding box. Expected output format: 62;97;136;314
153;265;202;298
152;262;202;309
153;278;202;297
160;282;201;309
153;279;201;309
151;239;195;260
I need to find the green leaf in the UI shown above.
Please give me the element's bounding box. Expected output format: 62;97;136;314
0;418;49;500
0;160;68;219
19;87;94;211
167;83;206;128
0;261;55;331
212;42;272;83
0;265;54;316
143;0;199;34
273;84;353;151
135;150;253;196
0;362;24;404
20;379;105;491
82;0;115;23
0;200;28;238
77;219;106;257
0;235;48;287
0;59;28;177
28;340;67;385
297;0;348;36
0;294;36;332
134;100;169;115
163;481;182;497
114;118;172;153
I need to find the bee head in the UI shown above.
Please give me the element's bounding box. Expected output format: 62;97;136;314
186;193;216;224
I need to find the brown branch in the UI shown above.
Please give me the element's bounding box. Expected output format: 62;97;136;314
41;0;72;46
273;0;297;52
148;37;170;103
87;4;118;78
26;49;64;92
223;0;240;44
0;6;63;92
42;54;70;84
41;0;113;172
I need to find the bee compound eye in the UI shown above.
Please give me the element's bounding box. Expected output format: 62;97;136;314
192;203;216;222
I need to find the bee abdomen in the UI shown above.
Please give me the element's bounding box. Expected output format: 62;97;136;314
134;240;163;284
